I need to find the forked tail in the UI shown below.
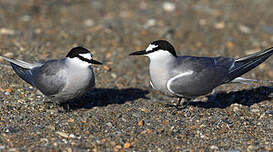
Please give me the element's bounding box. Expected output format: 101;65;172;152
222;47;273;83
0;56;37;86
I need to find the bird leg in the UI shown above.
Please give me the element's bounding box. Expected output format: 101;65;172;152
176;97;182;107
176;97;191;110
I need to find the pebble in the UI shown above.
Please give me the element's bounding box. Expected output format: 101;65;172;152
144;19;156;28
68;118;74;123
105;51;112;59
56;131;69;138
111;73;117;79
141;129;153;134
138;120;144;127
265;110;273;115
124;142;131;148
103;65;111;71
231;103;242;112
84;19;95;27
210;145;219;150
3;52;14;58
0;28;15;35
244;49;260;55
214;22;225;29
4;92;10;96
226;41;235;49
199;19;207;26
247;145;256;151
114;145;122;151
21;15;31;22
106;122;113;127
5;88;12;93
250;108;260;113
162;2;175;12
68;134;76;138
264;147;273;151
238;24;251;34
0;145;5;150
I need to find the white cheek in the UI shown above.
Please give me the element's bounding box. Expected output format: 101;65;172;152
146;44;158;52
79;53;92;60
146;50;172;59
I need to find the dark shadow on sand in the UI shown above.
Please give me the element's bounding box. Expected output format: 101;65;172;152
187;86;273;109
63;88;149;110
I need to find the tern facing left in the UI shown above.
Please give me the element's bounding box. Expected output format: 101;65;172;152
130;40;273;107
0;46;102;104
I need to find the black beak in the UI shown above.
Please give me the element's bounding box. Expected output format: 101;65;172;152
129;50;147;56
89;59;103;65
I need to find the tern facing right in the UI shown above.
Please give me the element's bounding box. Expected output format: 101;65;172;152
0;46;102;105
130;40;273;107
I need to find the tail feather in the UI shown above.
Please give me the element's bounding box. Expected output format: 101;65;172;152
0;56;42;69
10;63;34;86
0;56;40;86
223;47;273;83
231;77;273;85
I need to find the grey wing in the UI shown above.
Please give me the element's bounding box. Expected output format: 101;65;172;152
167;56;234;97
0;56;43;86
31;60;67;96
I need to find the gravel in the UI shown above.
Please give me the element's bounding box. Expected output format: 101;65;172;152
0;0;272;151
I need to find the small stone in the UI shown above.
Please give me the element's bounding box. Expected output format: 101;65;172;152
139;107;149;112
68;118;74;123
238;24;251;34
264;147;273;151
138;120;144;126
84;19;95;27
141;129;153;134
106;122;112;127
163;2;175;12
265;110;273;115
65;148;72;152
0;145;5;150
247;145;256;151
250;108;260;113
110;141;116;146
5;88;12;93
199;19;207;26
231;103;242;112
56;131;69;138
69;134;76;138
106;51;112;58
0;28;15;35
111;73;117;79
103;65;111;71
214;22;225;29
114;145;122;151
210;145;218;150
226;41;235;49
21;15;31;22
144;19;156;28
244;49;260;55
124;142;131;148
35;28;42;34
53;142;58;146
3;52;14;58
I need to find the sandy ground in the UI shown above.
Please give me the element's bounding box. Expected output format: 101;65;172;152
0;0;272;151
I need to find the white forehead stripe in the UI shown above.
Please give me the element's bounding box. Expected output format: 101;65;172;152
79;53;92;60
146;44;158;52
